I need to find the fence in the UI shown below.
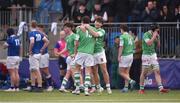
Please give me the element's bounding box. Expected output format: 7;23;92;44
103;22;180;58
0;8;180;58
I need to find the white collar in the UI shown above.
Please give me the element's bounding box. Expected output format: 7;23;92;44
10;35;16;37
31;28;37;31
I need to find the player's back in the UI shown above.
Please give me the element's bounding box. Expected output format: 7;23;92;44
7;35;20;56
76;27;95;54
120;32;134;56
29;30;44;54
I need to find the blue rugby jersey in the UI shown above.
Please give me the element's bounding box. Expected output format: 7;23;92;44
6;35;21;56
28;30;44;54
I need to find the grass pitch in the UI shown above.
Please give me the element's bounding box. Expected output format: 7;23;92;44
0;89;180;103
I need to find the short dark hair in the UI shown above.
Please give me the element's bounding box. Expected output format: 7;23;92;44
63;22;74;29
150;23;160;31
79;2;86;6
81;16;90;24
7;28;15;36
115;36;119;39
120;24;129;32
31;20;37;28
37;24;44;28
95;17;103;24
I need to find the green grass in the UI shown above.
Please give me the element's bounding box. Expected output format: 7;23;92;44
0;90;180;103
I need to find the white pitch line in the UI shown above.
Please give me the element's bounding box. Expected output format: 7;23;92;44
0;99;180;103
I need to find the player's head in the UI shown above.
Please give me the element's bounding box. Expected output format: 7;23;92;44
30;20;37;29
120;24;129;33
150;23;160;33
95;16;103;28
129;28;137;36
37;24;44;32
63;22;74;34
81;16;90;24
7;28;15;37
59;30;66;39
114;36;120;44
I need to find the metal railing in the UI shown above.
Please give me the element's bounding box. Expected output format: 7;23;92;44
0;22;179;59
103;23;180;58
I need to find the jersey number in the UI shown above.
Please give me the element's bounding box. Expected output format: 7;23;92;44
128;38;133;45
86;31;92;38
15;39;20;46
36;34;42;41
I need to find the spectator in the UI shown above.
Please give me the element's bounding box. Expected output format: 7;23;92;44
67;0;86;20
109;36;122;89
0;0;11;10
61;0;71;21
113;0;130;22
101;0;114;22
49;0;63;22
12;0;33;7
37;0;63;23
91;2;104;22
73;3;90;23
141;0;160;22
160;5;174;22
175;5;180;22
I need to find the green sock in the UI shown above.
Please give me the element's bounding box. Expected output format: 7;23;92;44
158;84;163;90
140;85;144;90
61;78;68;89
128;79;133;83
74;72;80;89
91;84;96;89
84;74;91;92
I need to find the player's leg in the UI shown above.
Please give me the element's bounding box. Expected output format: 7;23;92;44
40;53;53;91
30;70;36;91
139;54;151;94
58;56;67;83
119;68;132;84
59;69;72;92
14;57;20;91
14;68;20;91
121;80;128;92
79;69;84;92
90;65;99;93
35;69;43;91
153;67;169;93
73;53;86;94
84;54;94;96
139;66;149;94
119;54;135;91
73;64;81;94
6;69;16;91
41;67;53;91
84;66;92;96
99;63;112;94
151;54;169;93
121;67;129;93
32;54;43;92
5;57;16;91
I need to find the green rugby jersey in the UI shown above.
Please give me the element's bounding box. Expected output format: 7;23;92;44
142;31;159;55
94;28;105;53
76;26;96;54
65;33;79;56
120;32;134;56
